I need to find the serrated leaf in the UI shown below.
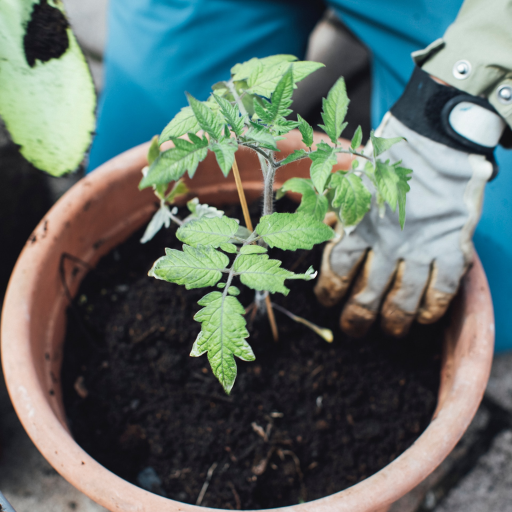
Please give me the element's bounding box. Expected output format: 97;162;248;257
220;243;238;253
266;66;294;123
319;77;349;144
240;245;268;255
242;126;278;150
272;119;300;136
139;136;209;188
160;106;201;143
396;166;412;229
192;292;254;394
297;114;313;147
298;191;329;221
309;142;337;192
187;93;223;140
140;204;173;244
210;138;238;177
232;254;289;295
278;149;307;167
351;126;363;150
280;177;315;195
232;55;297;82
370;131;406;157
214;95;245;136
255;212;334;250
177;216;239;247
375;160;400;211
165;180;189;204
330;172;371;226
149;245;229;289
0;0;96;176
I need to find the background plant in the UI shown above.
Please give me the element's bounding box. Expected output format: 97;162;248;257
139;55;411;393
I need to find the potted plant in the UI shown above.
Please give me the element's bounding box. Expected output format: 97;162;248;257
1;56;494;512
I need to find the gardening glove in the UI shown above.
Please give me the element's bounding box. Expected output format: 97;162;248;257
315;67;507;337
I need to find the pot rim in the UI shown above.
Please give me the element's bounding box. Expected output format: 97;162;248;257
1;142;495;512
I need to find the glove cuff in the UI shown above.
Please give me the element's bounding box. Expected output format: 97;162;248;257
391;66;504;178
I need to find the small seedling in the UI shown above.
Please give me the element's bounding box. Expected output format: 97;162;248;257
139;55;411;393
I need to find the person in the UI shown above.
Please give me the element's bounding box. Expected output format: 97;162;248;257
88;0;512;350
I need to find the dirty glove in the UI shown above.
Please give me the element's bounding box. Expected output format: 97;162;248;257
315;67;506;337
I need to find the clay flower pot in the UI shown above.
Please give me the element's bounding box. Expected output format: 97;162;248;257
1;142;494;512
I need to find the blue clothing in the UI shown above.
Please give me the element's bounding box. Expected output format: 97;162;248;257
90;0;512;350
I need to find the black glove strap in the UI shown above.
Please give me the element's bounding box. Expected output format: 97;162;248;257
391;66;500;178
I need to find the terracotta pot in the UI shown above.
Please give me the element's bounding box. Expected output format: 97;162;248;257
1;142;494;512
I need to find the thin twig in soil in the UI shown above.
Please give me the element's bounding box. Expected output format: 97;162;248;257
278;449;307;502
227;481;241;510
196;462;218;506
265;294;279;342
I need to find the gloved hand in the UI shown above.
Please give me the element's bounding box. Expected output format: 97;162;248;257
315;67;506;337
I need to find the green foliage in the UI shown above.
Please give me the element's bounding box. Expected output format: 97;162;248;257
143;54;413;392
0;0;96;176
176;215;240;248
309;142;338;193
149;246;229;289
318;77;349;144
255;212;334;250
330;172;371;227
192;292;254;394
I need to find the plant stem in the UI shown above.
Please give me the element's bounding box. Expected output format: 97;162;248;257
262;160;275;217
231;156;253;231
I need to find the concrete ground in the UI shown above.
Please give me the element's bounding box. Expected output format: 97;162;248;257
2;2;512;511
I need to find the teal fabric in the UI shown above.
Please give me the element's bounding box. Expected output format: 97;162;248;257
89;0;512;351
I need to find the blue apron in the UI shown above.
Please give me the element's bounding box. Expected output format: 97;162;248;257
89;0;512;351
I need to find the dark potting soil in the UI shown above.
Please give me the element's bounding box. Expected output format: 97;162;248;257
62;200;443;510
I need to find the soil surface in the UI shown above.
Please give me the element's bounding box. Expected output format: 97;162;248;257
62;200;443;510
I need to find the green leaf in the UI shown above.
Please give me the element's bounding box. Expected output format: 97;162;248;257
213;95;245;137
242;126;278;150
266;66;294;124
240;245;268;255
177;216;240;248
229;225;252;244
375;160;400;211
192;292;255;394
147;135;161;165
395;166;412;229
351;126;363;150
291;61;325;83
160;106;201;143
278;178;327;221
139;136;209;188
370;131;406;157
272;119;300;136
210;138;238;177
165;180;189;204
278;149;307;167
228;286;241;296
220;243;238;253
149;245;229;289
297;114;313;147
231;55;296;82
309;142;337;192
187;93;223;140
0;0;96;176
319;77;350;144
234;254;296;294
255;212;334;250
330;172;371;226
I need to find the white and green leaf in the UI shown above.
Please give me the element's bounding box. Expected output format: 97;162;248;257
210;138;238;177
149;245;229;289
297;114;313;147
370;131;405;157
214;95;245;136
140;204;173;244
192;292;254;394
375;160;400;211
187;92;223;140
159;106;201;143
